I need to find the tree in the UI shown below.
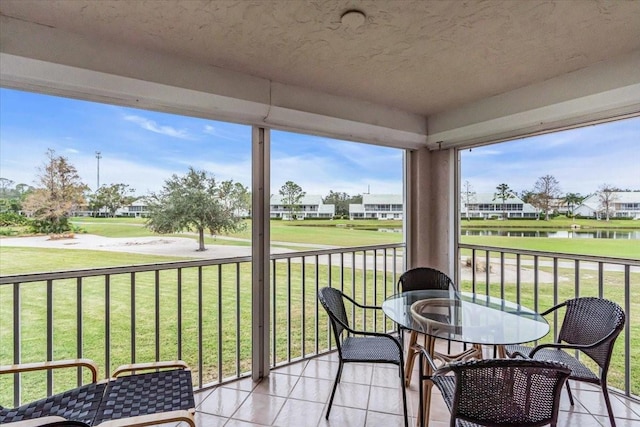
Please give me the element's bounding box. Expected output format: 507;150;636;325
145;167;246;251
323;191;362;218
279;181;305;220
561;192;584;218
0;178;15;198
460;181;476;220
217;180;250;218
596;184;619;221
22;149;88;233
520;190;542;220
533;175;561;220
493;183;515;219
89;183;136;217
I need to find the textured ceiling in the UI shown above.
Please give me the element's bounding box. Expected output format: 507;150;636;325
1;0;640;116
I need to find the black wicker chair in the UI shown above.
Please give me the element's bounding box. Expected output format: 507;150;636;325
398;267;480;386
505;297;625;427
417;347;570;427
0;360;196;427
318;286;408;427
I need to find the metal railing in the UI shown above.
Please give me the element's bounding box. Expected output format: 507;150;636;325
459;243;640;399
2;242;637;407
0;243;404;406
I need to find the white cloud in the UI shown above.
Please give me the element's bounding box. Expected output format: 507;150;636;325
124;115;192;139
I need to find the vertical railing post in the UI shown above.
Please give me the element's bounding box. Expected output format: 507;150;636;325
105;275;111;377
13;282;21;407
155;270;160;362
217;265;223;381
131;272;136;364
624;265;631;396
46;280;53;396
76;278;83;386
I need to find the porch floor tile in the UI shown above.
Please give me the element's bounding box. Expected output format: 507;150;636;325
187;351;638;427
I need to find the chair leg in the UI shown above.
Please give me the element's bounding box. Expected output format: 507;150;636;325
565;380;575;406
601;383;617;427
399;361;409;427
326;361;344;419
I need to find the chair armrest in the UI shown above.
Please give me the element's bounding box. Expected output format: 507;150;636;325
339;292;382;311
414;343;439;373
2;416;69;427
95;409;195;427
539;300;568;316
111;360;190;377
0;359;99;383
508;350;532;359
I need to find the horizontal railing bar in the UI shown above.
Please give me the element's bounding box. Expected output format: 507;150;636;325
1;243;405;285
270;243;405;260
0;256;252;285
459;243;640;266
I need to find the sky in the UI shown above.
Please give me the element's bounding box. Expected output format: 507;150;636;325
0;87;638;198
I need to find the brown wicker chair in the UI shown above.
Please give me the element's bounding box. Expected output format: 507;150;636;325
0;360;195;427
318;286;408;427
504;297;625;427
417;347;570;427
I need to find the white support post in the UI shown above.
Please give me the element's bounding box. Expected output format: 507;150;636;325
251;126;270;381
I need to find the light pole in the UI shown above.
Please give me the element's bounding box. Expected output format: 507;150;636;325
95;151;102;190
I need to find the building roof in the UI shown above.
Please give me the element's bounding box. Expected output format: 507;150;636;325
349;204;365;214
580;191;640;209
270;194;324;205
362;194;403;205
466;193;525;204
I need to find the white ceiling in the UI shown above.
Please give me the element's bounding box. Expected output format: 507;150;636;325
1;0;639;148
2;0;640;116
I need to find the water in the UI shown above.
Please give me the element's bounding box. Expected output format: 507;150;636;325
461;229;640;240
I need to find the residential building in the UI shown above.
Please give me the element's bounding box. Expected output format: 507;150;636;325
349;194;403;220
462;193;538;219
575;191;640;219
270;195;335;220
117;198;150;217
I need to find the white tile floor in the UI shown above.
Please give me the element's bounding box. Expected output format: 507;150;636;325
189;348;640;427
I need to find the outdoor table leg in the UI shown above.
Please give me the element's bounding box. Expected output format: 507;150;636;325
497;344;506;358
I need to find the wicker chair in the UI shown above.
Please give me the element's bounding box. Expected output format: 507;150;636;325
505;297;625;427
417;347;570;427
399;267;480;386
0;360;196;426
318;286;408;427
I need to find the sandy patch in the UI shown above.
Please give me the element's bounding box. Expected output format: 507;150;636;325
0;234;257;259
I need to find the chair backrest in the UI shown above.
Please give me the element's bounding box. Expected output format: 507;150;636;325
318;287;350;349
441;359;570;427
397;267;454;293
557;297;625;370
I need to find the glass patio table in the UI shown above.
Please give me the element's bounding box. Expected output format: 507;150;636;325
382;289;550;426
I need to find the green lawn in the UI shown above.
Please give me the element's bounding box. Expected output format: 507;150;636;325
1;217;638;403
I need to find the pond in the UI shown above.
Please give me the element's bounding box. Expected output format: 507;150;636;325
461;229;640;240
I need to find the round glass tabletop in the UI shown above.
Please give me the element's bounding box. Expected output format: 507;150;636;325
381;290;550;346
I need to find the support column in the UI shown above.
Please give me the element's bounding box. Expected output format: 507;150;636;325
251;126;270;381
406;147;457;277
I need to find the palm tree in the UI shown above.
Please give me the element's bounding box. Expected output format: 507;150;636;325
493;183;515;219
561;193;584;218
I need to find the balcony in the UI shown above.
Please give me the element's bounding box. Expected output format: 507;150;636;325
1;243;638;426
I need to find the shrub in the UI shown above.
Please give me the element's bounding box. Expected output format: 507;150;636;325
0;212;30;226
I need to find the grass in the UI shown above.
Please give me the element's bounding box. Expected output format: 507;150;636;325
1;217;639;403
460;235;640;259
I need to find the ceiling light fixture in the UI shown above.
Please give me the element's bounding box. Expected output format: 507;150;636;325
341;9;366;28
